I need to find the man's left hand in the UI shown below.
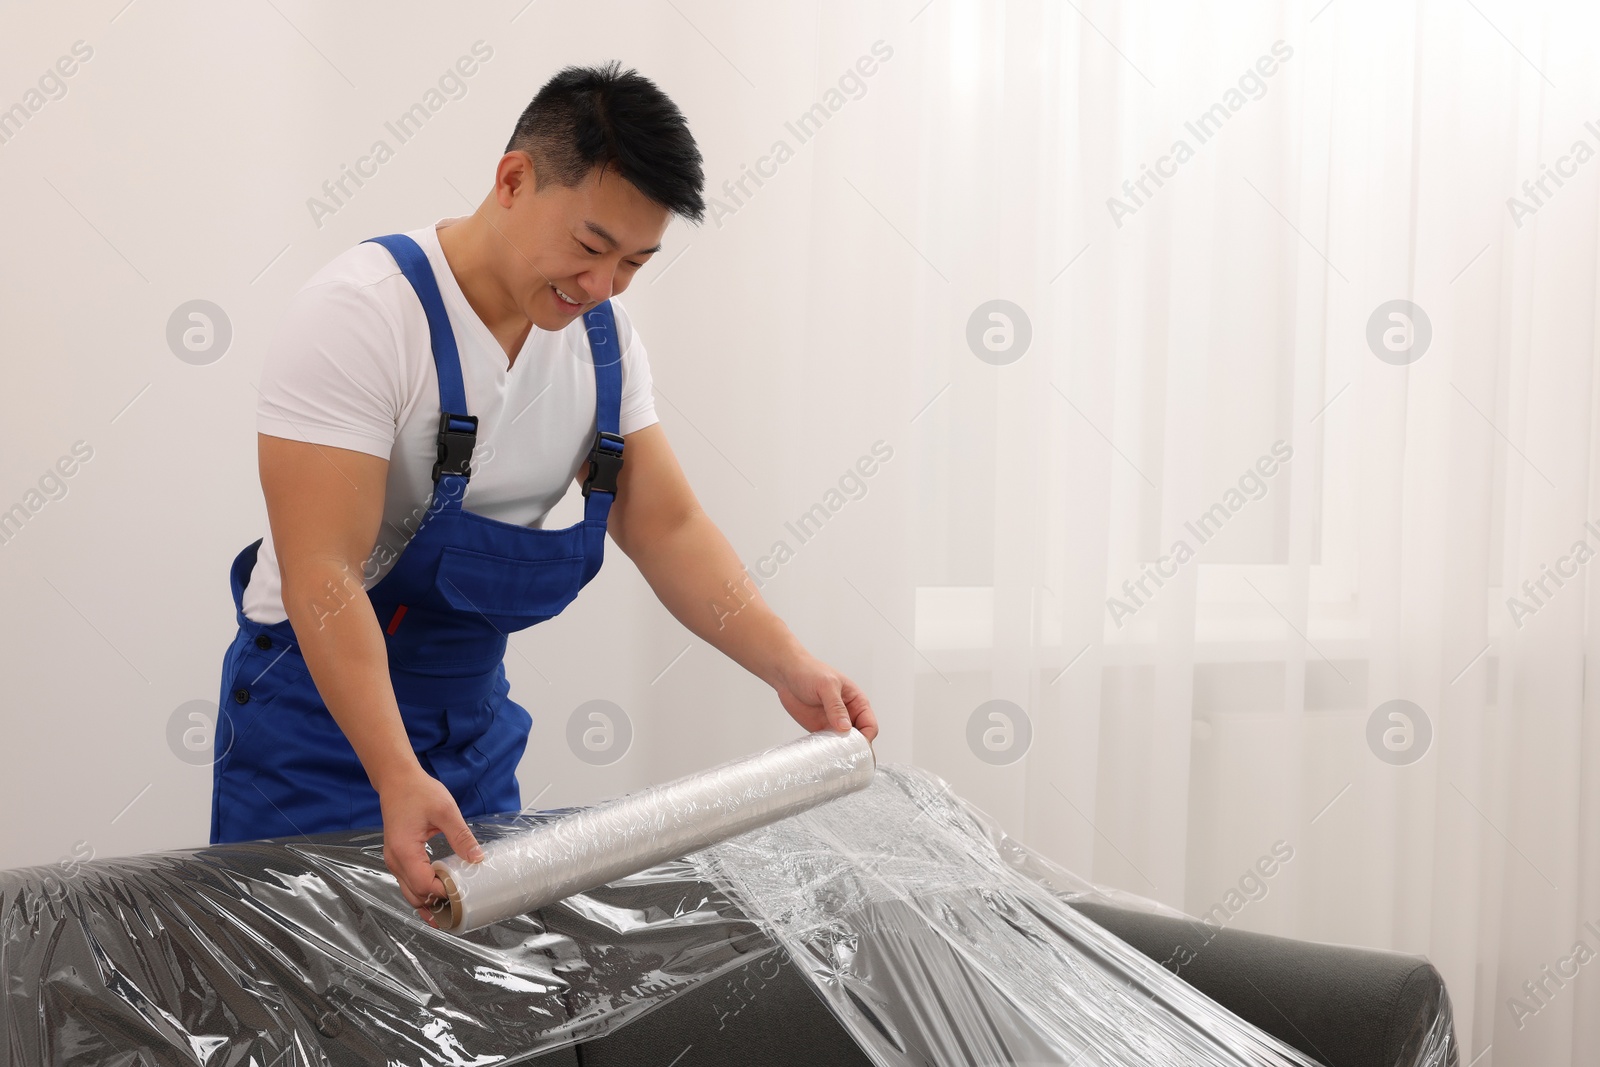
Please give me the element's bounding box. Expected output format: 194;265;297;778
771;652;878;741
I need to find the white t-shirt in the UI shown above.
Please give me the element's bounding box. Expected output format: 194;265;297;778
241;217;659;624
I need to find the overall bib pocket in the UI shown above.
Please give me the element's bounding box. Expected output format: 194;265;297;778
436;545;586;618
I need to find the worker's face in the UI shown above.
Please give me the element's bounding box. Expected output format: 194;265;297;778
494;156;671;330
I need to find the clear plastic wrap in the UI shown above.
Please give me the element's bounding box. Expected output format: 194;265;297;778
0;753;1456;1066
937;778;1459;1067
697;765;1326;1066
0;821;770;1065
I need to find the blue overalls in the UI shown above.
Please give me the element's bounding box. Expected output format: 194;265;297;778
210;233;626;844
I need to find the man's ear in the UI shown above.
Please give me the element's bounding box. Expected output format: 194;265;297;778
496;151;534;207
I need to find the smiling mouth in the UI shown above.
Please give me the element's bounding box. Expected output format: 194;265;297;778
550;284;584;312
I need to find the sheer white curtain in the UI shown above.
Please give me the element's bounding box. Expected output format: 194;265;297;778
779;2;1599;1065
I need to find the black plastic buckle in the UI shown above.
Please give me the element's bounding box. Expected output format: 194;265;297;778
581;431;625;498
433;413;478;481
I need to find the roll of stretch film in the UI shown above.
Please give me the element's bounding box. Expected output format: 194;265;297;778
430;726;876;933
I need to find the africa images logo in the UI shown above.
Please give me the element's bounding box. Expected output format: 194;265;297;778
305;41;494;229
1105;441;1293;627
705;40;894;227
1106;40;1293;228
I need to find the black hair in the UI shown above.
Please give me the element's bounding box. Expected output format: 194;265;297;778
506;61;705;223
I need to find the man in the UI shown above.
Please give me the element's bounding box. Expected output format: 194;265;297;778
212;62;878;926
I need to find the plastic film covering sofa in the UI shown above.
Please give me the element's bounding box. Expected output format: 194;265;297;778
0;764;1457;1066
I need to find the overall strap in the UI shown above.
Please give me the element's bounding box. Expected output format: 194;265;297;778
579;300;625;527
364;234;477;498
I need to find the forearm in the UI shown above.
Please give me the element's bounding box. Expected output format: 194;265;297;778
280;560;423;792
623;509;805;687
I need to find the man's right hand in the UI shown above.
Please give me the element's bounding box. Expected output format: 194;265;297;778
378;767;486;926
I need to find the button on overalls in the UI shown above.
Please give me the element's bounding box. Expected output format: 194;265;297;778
210;233;626;844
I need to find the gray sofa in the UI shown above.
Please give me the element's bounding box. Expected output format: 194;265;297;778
0;778;1457;1066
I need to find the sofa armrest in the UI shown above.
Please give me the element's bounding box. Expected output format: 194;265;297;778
1066;902;1458;1067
